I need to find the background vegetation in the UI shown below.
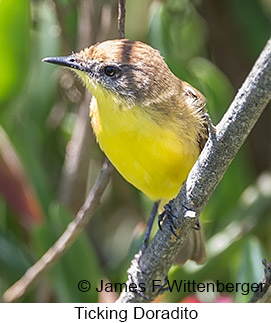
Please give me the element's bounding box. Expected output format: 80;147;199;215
0;0;270;302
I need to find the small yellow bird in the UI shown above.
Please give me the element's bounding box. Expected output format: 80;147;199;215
43;39;208;264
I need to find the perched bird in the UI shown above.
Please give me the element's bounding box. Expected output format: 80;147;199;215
43;39;208;264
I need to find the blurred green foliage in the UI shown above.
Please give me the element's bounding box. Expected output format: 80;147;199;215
0;0;30;105
0;0;270;303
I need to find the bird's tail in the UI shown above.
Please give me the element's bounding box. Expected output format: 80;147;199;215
174;228;206;265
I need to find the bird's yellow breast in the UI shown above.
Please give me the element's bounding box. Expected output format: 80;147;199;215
89;85;200;201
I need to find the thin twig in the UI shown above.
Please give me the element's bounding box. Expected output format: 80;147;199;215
249;259;271;303
53;0;72;52
2;159;113;303
117;38;271;303
118;0;126;38
58;0;102;211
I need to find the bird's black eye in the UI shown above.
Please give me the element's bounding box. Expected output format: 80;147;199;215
104;65;117;77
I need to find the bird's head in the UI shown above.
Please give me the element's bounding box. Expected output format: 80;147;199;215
43;39;178;106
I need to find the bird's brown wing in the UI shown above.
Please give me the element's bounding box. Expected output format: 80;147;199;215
174;82;208;265
182;81;209;151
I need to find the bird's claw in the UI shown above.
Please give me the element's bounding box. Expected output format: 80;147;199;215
159;201;200;235
158;200;180;239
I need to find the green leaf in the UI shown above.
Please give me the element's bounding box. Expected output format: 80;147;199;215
0;229;32;294
188;57;234;122
235;237;265;302
2;0;62;211
230;0;271;59
0;0;30;105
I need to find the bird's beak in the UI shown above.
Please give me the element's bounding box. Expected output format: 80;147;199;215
42;55;82;71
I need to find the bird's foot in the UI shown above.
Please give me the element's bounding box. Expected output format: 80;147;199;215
159;200;200;234
158;200;180;239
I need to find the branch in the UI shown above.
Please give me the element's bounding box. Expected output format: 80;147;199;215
117;38;271;303
2;159;113;303
250;259;271;303
118;0;126;39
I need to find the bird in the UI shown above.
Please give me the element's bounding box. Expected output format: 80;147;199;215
43;39;208;265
